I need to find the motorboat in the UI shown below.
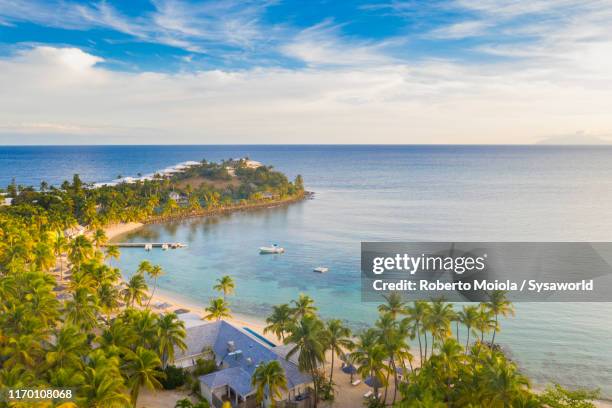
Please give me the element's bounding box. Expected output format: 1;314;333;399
259;244;284;254
144;243;152;251
161;243;169;250
313;267;329;273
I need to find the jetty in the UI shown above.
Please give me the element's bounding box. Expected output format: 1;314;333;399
107;242;187;249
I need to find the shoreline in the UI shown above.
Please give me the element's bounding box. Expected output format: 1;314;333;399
102;222;612;407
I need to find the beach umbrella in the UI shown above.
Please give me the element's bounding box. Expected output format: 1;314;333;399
341;364;357;375
365;376;383;389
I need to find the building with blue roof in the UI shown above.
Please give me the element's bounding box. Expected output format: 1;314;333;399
174;320;312;408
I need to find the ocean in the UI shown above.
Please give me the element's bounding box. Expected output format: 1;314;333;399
2;145;612;396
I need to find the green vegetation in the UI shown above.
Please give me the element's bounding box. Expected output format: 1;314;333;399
0;159;303;407
263;292;601;408
0;161;601;407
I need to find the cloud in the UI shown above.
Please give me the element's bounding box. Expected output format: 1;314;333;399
426;21;490;39
0;0;277;55
280;20;396;66
2;45;612;144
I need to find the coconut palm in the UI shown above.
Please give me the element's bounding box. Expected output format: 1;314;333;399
486;291;515;346
251;360;288;407
125;346;165;406
284;315;326;407
92;229;107;248
213;275;235;301
81;350;130;408
264;303;293;341
45;325;88;370
323;319;353;386
458;305;480;354
104;245;120;267
65;287;100;331
475;305;496;344
52;232;68;280
122;273;148;307
404;300;431;363
68;235;94;270
97;283;120;323
425;299;455;351
353;331;388;403
137;260;153;275
378;292;406;319
33;241;55;272
145;264;164;308
204;297;231;321
157;313;187;369
290;294;317;319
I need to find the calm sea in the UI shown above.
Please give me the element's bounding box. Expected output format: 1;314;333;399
2;145;612;396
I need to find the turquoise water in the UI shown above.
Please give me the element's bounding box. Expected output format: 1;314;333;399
2;145;612;395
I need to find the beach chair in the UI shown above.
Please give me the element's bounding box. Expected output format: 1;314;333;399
351;379;361;386
363;390;373;398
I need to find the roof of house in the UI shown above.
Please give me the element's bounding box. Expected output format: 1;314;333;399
177;321;311;398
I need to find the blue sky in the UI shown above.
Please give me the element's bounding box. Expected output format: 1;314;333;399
1;0;612;144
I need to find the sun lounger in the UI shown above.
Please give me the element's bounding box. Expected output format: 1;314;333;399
351;379;361;386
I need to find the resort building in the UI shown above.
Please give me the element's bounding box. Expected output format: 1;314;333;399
175;320;313;408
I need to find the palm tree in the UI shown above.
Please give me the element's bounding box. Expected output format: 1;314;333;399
487;291;515;346
425;299;455;352
104;245;120;267
378;292;406;319
264;304;293;341
323;319;353;386
45;325;88;370
284;315;326;407
81;350;130;408
52;232;68;280
92;228;107;248
122;273;148;307
137;260;153;275
157;313;187;369
204;297;231;321
458;305;480;354
97;283;120;323
404;300;430;363
68;235;94;269
33;241;55;272
475;305;496;344
213;275;235;301
353;332;388;403
251;360;288;407
290;294;317;319
125;346;165;406
145;264;164;308
65;287;100;330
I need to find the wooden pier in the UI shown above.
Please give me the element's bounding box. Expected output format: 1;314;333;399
107;242;187;248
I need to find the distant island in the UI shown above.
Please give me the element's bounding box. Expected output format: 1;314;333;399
536;133;611;145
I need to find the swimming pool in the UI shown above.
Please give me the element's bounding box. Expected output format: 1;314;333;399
243;327;276;348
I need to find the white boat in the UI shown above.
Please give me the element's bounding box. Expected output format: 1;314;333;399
313;267;329;273
259;244;285;254
161;243;169;250
144;243;152;251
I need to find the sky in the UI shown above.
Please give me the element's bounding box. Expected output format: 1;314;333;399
1;0;612;144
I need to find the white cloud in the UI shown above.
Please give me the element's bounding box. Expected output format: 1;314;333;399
281;20;396;66
426;21;490;40
2;45;612;144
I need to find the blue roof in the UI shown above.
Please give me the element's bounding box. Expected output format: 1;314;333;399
185;321;311;397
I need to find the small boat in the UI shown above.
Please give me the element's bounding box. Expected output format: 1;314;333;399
259;244;285;254
161;243;169;251
313;267;329;273
144;243;152;251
